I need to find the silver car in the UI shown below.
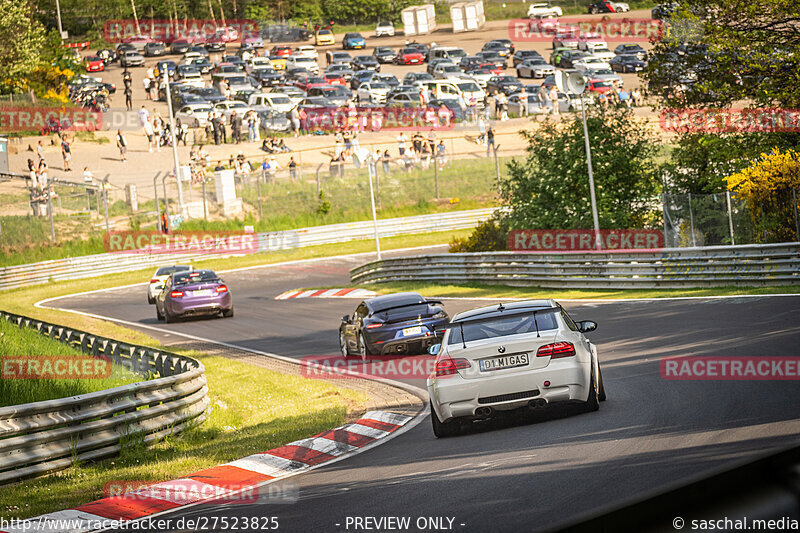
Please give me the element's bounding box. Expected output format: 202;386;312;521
516;59;556;79
428;300;605;437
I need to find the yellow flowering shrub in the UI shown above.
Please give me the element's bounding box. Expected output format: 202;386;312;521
725;148;800;242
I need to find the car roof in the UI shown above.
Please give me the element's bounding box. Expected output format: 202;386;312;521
452;299;556;322
365;292;427;312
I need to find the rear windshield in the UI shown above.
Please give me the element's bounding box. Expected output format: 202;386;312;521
156;265;191;276
174;270;219;285
447;311;558;345
372;303;430;320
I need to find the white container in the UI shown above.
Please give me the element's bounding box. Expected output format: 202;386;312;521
402;5;437;36
451;1;484;33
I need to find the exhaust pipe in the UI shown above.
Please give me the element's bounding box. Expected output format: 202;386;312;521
474;406;493;417
528;398;547;410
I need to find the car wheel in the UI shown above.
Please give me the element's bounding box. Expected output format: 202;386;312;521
222;307;234;318
339;329;350;357
598;367;607;401
164;308;177;323
358;333;370;360
584;365;600;412
148;294;155;305
156;305;164;321
431;401;460;438
590;7;598;14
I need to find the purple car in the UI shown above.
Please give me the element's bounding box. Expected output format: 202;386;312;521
155;269;233;323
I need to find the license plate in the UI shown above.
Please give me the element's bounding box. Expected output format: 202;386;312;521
479;353;529;372
192;289;212;296
402;326;423;336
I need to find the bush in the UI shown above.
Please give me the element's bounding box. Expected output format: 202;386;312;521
449;216;508;252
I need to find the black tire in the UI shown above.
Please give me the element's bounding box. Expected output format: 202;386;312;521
358;333;372;360
584;365;600;412
156;305;164;321
598;367;607;401
590;7;598;14
222;307;234;318
431;401;461;438
148;294;155;305
164;309;177;323
339;329;350;357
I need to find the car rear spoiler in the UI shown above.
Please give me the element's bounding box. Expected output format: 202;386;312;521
373;299;444;317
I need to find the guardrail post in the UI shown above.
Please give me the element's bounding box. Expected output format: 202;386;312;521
793;188;800;242
688;192;697;247
726;191;736;246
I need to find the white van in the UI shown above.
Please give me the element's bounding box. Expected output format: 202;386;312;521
428;47;468;63
248;92;295;114
417;79;485;108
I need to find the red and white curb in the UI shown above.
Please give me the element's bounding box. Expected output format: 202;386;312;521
275;288;376;300
1;411;411;533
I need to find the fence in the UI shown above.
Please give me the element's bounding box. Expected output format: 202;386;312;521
0;310;209;484
0;208;495;290
350;243;800;289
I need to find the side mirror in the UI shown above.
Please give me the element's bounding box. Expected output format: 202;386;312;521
578;320;597;333
341;314;350;323
428;344;441;356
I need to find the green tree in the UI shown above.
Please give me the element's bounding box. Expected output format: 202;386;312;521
502;107;660;231
0;0;46;93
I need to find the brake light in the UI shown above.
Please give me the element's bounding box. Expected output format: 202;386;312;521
435;357;470;376
537;342;576;358
150;279;159;284
365;323;383;329
216;285;228;293
170;291;184;298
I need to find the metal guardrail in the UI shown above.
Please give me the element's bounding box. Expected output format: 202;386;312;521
0;208;495;291
350;243;800;289
0;310;209;484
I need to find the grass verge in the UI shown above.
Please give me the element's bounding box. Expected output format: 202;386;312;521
0;319;143;406
363;282;800;300
0;354;366;519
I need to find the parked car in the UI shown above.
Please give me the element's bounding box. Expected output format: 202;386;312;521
155;269;233;322
375;21;395;37
170;39;191;54
120;50;145;67
270;45;293;57
286;56;319;74
507;92;545;115
214;100;253;121
486;75;523;96
404;72;434;85
609;54;647;73
188;86;226;104
591;68;623;87
512;49;543;67
588;1;630;13
590;47;616;61
143;42;166;57
516;59;555;79
527;2;562;17
552;31;580;50
315;29;335;46
353;55;380;72
293;45;319;60
395;47;425;65
556;50;591;69
578;33;607;52
339;292;448;357
325;63;355;81
475;51;506;69
357;81;391;104
204;35;226;53
386;91;422;107
373;46;397;64
482;40;511;58
175;103;213;128
342;33;366;50
326;50;353;66
84;56;105;72
573;57;612;74
614;43;648;61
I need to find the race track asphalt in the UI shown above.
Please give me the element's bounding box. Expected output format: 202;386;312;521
47;251;800;533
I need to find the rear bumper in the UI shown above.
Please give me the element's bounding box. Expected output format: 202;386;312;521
428;359;591;422
168;294;232;316
371;333;442;356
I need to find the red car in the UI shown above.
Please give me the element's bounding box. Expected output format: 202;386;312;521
270;45;293;57
295;76;329;92
85;56;105;72
586;79;614;93
323;72;347;86
395;48;425;65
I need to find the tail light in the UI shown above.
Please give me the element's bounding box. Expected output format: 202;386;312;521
435;357;470;376
365;323;383;329
169;291;184;298
150;279;159;284
216;285;228;293
537;342;576;359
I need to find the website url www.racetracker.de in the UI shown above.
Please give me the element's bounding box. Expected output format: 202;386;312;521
0;515;280;531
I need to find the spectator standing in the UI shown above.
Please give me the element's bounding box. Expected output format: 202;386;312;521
36;140;45;163
290;106;300;136
124;84;133;110
288;156;298;180
518;88;529;117
143;119;155;152
437;140;447;167
381;149;391;174
498;93;508;121
116;130;127;161
143;77;151;100
60;136;72;172
477;115;486;145
539;85;550;113
231;110;242;144
548;86;560;115
299;107;308;134
397;132;408;156
486;126;495;157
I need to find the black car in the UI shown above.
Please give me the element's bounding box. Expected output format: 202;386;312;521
475;51;506;69
614;43;648;61
170;39;191;55
403;72;433;85
556;50;590;69
185;57;213;74
114;43;136;61
481;41;510;57
588;1;620;14
489;38;515;55
373;46;397;63
353;55;380;72
350;70;377;90
205;38;226;53
609;54;647;73
252;67;283;87
486;75;523;96
144;42;166;57
189;86;226;104
339;292;449;357
512;49;543;67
